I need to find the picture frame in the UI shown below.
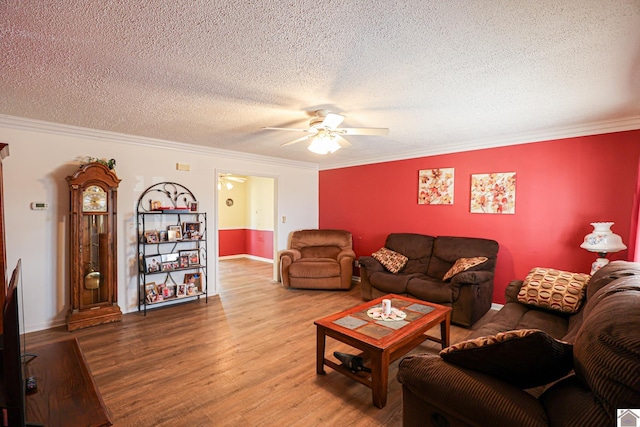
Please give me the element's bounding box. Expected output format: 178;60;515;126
182;222;201;240
167;225;182;241
145;282;159;303
144;230;159;244
176;283;187;297
179;254;189;269
163;283;176;298
159;230;167;242
150;200;162;211
188;201;199;212
155;283;166;301
470;172;516;214
184;273;202;293
161;253;179;263
144;256;162;274
418;167;454;205
161;261;174;272
180;250;199;266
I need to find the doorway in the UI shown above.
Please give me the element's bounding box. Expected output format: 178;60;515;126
216;172;277;292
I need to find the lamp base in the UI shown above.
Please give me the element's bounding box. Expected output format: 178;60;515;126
590;257;609;275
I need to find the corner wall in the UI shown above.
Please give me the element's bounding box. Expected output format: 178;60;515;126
319;130;640;303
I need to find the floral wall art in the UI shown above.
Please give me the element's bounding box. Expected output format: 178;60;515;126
470;172;516;214
418;168;454;205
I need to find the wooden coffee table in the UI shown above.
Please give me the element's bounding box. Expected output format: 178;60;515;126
315;294;451;408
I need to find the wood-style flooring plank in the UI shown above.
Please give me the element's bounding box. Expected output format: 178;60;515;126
25;258;491;427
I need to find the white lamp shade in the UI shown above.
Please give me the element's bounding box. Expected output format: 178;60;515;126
580;222;627;253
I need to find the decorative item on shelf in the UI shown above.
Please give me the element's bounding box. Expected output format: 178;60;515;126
580;222;627;275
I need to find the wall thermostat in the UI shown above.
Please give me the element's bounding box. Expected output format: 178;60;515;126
30;202;49;210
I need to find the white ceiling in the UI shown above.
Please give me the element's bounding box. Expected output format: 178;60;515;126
1;1;639;169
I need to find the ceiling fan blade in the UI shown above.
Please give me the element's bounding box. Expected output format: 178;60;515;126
336;135;352;147
280;135;312;147
321;113;345;129
226;176;247;183
263;127;314;133
339;127;389;136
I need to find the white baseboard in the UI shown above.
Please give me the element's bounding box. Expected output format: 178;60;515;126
219;254;274;264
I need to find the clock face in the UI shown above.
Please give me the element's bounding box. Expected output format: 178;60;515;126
83;185;108;212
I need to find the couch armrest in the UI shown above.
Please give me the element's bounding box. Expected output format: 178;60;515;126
337;249;356;263
505;279;525;303
358;256;384;300
450;270;493;285
358;255;384;273
397;354;548;427
279;249;301;288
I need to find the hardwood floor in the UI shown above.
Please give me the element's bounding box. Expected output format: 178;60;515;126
25;259;492;427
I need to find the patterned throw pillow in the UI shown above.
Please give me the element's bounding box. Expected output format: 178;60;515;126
443;257;488;281
517;267;590;313
371;247;408;273
440;329;574;388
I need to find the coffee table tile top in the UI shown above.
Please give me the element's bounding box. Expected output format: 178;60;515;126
331;298;437;339
333;315;368;330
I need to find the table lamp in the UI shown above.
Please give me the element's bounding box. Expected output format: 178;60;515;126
580;222;627;275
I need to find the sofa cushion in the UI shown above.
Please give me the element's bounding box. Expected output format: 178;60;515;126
443;257;488;281
371;247;408;273
384;233;434;274
440;329;574;388
427;236;498;280
517;267;590;314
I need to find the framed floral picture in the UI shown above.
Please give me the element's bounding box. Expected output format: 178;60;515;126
418;168;454;205
470;172;516;214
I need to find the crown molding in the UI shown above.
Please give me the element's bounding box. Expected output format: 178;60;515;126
0;114;319;171
320;115;640;170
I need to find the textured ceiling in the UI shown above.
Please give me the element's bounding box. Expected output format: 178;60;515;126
1;1;639;169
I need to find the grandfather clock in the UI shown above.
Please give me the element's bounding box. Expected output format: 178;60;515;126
66;162;122;331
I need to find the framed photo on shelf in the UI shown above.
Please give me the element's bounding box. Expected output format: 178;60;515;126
176;283;187;297
182;222;201;240
180;250;200;265
163;283;176;298
188;201;199;212
159;230;167;242
150;200;162;211
145;256;162;274
145;282;159;303
167;225;182;241
156;283;166;301
179;254;189;269
161;262;174;272
184;273;201;293
161;253;179;263
144;230;159;244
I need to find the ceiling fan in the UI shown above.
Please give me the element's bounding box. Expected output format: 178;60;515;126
218;173;246;190
263;110;389;154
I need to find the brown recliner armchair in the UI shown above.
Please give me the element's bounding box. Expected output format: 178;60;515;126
280;229;355;290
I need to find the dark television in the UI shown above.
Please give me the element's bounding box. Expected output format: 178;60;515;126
2;259;36;427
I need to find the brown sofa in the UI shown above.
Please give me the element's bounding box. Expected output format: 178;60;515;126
397;261;640;427
359;233;499;327
280;229;355;290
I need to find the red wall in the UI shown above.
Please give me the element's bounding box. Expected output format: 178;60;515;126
319;130;640;304
218;229;274;259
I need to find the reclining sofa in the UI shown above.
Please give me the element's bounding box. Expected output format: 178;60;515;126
359;233;499;327
397;261;640;427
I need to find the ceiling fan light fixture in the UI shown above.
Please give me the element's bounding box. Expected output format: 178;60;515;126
308;134;341;155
